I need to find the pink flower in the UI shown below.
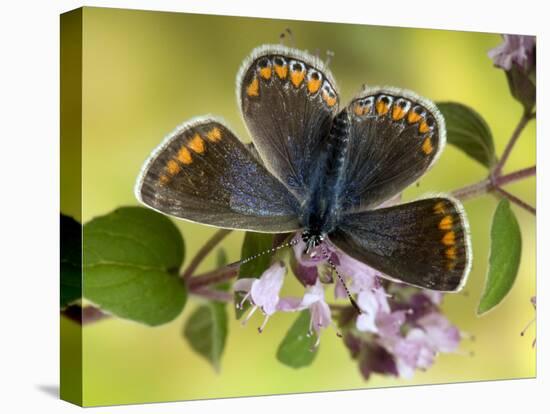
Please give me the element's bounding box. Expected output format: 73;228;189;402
235;262;332;343
355;288;391;333
234;261;286;332
278;280;332;347
488;34;536;112
390;328;437;378
488;35;536;72
339;286;462;380
417;312;461;353
376;310;460;379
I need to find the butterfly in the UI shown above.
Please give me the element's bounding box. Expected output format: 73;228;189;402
135;44;472;292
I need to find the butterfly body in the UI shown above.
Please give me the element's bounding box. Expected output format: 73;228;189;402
300;109;351;239
136;44;472;292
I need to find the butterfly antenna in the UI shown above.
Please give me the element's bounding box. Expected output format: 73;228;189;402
279;28;295;47
320;245;361;314
228;238;299;268
279;30;286;45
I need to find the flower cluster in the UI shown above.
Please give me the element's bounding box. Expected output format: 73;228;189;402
488;34;536;112
488;35;535;72
234;232;462;380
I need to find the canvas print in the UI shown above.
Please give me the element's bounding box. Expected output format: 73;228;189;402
60;7;536;407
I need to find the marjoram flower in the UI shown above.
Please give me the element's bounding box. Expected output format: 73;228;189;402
234;194;462;380
488;34;536;112
235;262;332;343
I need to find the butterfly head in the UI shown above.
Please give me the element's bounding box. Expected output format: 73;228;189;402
301;229;326;256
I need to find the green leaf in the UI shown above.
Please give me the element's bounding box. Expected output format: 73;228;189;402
83;207;186;326
216;248;228;268
235;232;274;319
437;102;497;168
238;232;274;279
184;303;228;372
276;311;318;368
61;214;82;308
478;199;522;315
215;248;231;292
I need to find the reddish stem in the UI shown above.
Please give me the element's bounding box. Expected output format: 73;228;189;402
181;229;232;281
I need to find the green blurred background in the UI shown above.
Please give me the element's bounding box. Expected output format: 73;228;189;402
63;7;536;406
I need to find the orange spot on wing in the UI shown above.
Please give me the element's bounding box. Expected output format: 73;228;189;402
442;231;455;246
166;159;181;176
275;64;288;79
407;111;422;124
188;134;205;154
246;77;259;97
392;106;406;120
322;90;337;107
439;215;453;230
354;103;364;116
419;120;430;133
177;146;192;164
307;78;321;94
422;136;434;155
445;246;457;260
290;70;305;88
447;261;457;271
260;67;272;80
206;127;222;142
433;201;446;214
376;100;389;115
159;175;170;185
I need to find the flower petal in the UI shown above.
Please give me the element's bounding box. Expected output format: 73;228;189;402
376;310;407;338
488;35;536;71
233;278;254;293
250;262;286;315
290;256;319;286
299;280;325;307
276;296;303;311
417;312;461;353
310;299;331;334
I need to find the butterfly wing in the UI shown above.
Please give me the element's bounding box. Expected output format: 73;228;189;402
330;197;471;291
135;117;302;232
338;86;446;212
238;45;340;199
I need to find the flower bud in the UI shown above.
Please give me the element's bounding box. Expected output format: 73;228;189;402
488;35;536;113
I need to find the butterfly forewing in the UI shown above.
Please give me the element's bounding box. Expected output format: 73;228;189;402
135;118;302;232
238;45;340;199
330;197;471;291
339;87;446;212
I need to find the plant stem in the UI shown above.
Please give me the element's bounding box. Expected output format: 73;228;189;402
494;186;536;214
191;287;233;303
492;111;535;177
497;165;536;186
451;178;491;201
188;266;238;290
181;229;232;281
451;165;536;201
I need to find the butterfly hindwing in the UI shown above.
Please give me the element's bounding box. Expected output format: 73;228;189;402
339;86;446;212
238;45;339;199
329;197;471;291
135;117;302;232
